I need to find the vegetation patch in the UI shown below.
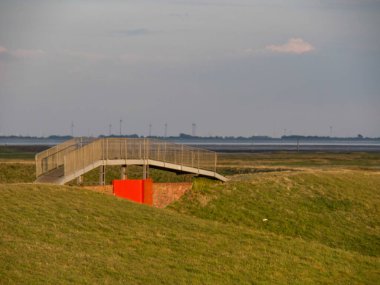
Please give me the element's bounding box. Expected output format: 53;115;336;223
0;163;35;183
0;145;47;160
170;171;380;257
1;151;379;283
0;184;379;284
219;166;294;176
218;152;380;170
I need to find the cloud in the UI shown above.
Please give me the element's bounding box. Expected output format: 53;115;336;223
0;45;45;61
119;53;145;63
10;49;45;59
64;50;109;62
112;28;155;37
266;38;315;54
0;46;12;61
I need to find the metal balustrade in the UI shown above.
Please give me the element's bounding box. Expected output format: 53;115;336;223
35;137;95;177
35;138;225;183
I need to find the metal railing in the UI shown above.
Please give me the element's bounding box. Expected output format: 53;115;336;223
35;137;94;177
63;138;217;178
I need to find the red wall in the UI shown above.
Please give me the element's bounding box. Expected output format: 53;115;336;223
113;179;153;205
143;179;153;206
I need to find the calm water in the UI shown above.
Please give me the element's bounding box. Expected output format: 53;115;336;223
1;137;380;152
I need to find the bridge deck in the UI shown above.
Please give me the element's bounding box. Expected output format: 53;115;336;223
35;138;227;184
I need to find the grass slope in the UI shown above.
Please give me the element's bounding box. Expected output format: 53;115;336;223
1;184;378;284
169;171;380;257
0;163;35;183
218;152;380;172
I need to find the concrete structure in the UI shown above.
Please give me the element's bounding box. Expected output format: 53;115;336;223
35;138;227;185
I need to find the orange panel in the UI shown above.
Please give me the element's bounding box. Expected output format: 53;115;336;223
143;179;153;206
113;179;144;203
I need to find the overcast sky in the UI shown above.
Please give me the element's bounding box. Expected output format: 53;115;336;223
0;0;379;137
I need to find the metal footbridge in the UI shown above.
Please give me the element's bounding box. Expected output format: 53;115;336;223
35;138;227;185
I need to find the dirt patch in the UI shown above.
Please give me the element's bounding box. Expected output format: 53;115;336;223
153;183;192;208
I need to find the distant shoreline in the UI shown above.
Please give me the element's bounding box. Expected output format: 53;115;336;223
196;143;380;153
1;138;380;153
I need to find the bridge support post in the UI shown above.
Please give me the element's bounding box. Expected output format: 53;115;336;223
99;165;105;185
77;175;83;185
121;165;127;180
143;164;149;179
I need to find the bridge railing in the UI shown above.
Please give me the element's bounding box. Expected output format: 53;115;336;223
35;138;80;177
63;138;217;178
35;137;96;177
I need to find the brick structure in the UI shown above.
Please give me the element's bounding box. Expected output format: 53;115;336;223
83;181;192;208
153;182;192;208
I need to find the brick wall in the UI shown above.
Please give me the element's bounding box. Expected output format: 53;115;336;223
83;182;192;208
153;182;192;208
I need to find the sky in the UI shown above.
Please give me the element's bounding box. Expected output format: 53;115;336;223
0;0;379;137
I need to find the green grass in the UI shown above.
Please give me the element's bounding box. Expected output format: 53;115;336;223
0;163;35;183
0;183;379;284
1;152;380;283
218;152;380;171
0;145;47;160
169;171;380;257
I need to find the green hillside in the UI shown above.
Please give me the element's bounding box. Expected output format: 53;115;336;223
0;183;378;284
170;171;380;257
1;152;379;283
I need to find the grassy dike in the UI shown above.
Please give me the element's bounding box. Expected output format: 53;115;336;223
0;152;379;283
169;171;380;257
0;183;378;284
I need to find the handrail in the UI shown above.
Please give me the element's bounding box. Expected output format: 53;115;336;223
62;138;217;178
35;137;94;177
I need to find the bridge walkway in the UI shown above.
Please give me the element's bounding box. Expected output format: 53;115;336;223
35;138;227;185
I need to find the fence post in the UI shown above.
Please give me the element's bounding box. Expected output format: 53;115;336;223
125;139;127;160
181;145;184;168
106;138;109;162
99;165;105;185
74;148;76;177
146;139;149;160
164;142;167;162
35;155;38;178
197;150;200;171
102;139;104;161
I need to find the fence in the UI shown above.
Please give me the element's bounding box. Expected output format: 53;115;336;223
63;138;217;177
35;137;94;177
36;138;218;178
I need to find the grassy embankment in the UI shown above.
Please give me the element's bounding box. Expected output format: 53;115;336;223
0;147;379;283
1;183;379;284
